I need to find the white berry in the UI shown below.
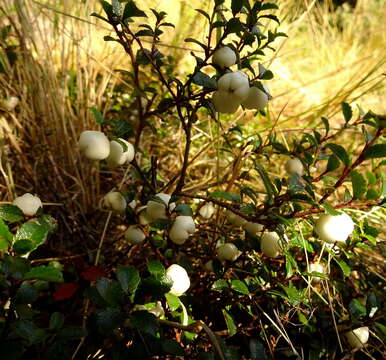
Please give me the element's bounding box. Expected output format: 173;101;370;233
146;193;175;220
106;139;135;167
13;193;42;216
244;222;263;235
212;46;237;68
216;243;240;262
217;71;250;102
166;264;190;296
261;231;282;258
212;90;240;114
199;202;215;219
285;157;304;176
345;326;369;349
79;130;110;161
102;192;127;212
125;225;146;244
241;86;268;110
169;216;195;245
1;96;19;112
225;210;246;227
308;262;327;283
314;213;354;244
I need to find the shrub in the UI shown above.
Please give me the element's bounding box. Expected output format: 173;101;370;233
0;0;385;359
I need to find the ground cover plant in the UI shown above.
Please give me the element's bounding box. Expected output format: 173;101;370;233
0;0;385;359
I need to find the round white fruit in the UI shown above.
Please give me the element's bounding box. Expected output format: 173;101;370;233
217;71;250;102
212;90;240;114
166;264;190;297
199;202;215;219
212;46;237;68
146;193;175;220
314;213;354;244
261;231;282;258
102;191;127;212
244;222;264;235
308;262;327;283
125;225;146;244
106;139;135;167
13;193;42;216
241;86;268;110
204;260;214;272
79;130;110;161
225;210;247;227
0;96;19;111
345;326;369;349
216;243;240;262
285;157;304;176
169;216;195;245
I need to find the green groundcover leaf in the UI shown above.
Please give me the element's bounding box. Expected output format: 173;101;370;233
24;266;63;283
0;204;24;223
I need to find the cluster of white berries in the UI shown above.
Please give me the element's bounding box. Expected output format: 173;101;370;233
79;130;135;166
211;46;271;114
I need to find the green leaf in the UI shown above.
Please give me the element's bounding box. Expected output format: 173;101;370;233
261;3;279;11
0;204;24;222
100;0;113;17
230;280;249;295
249;339;268;360
162;339;185;356
222;309;237;336
258;14;280;24
24;266;63;283
211;279;228;292
174;204;193;216
341;102;352;122
351;170;367;199
147;261;165;278
348;299;366;319
321;117;329;135
209;190;241;203
2;254;30;278
96;278;124;306
12;320;46;345
112;0;122;16
226;18;243;34
116;265;140;299
195;9;210;21
129;310;159;336
92;308;122;334
49;312;65;330
0;218;12;251
184;38;207;51
90;107;106;125
231;0;243;15
260;70;273;80
255;163;277;202
14;220;52;253
13;240;33;255
165;293;181;311
327;143;351;167
333;258;351;277
322;202;341;216
123;1;147;20
15;283;38;304
192;72;217;89
364;144;386;159
326;154;340;172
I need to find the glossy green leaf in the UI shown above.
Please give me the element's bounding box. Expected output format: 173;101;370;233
116;265;140;299
327;143;351;166
364;144;386;159
350;170;367;199
0;218;12;251
24;266;63;283
341;102;352;122
0;204;23;223
222;309;237;335
230;279;249;294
